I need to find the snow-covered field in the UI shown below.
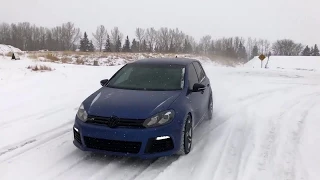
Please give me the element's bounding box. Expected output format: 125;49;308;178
245;56;320;71
1;55;320;180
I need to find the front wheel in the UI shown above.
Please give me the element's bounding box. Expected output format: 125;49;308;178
176;115;193;155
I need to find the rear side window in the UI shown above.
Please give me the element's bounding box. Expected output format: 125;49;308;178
192;62;206;82
187;64;199;89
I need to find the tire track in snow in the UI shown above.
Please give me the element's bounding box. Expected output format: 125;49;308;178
275;94;320;180
42;152;112;180
186;85;313;180
256;99;305;172
244;91;320;180
0;120;73;161
0;107;68;129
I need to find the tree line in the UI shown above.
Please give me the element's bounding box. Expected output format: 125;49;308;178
0;22;319;61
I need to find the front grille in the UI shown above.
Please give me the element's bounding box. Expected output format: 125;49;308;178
145;137;174;154
86;115;145;129
73;129;82;145
84;136;142;154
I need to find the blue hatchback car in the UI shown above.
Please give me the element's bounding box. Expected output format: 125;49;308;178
73;58;213;159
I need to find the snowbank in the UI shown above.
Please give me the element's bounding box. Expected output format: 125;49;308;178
0;44;22;56
244;56;320;71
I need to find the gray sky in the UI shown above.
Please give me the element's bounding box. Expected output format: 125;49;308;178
1;0;319;45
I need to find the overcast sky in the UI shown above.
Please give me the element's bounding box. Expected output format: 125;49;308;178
1;0;319;45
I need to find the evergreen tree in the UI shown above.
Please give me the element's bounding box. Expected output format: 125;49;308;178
251;45;258;59
310;47;314;56
302;45;311;56
115;35;122;52
104;34;112;52
80;32;89;52
88;40;95;52
123;36;131;52
312;44;320;56
237;42;247;60
131;39;138;52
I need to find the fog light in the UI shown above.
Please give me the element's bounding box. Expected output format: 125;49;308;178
73;127;79;132
156;136;170;140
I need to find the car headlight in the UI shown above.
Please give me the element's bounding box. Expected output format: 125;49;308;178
143;110;175;128
76;103;88;122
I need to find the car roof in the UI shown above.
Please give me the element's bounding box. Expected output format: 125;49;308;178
131;58;200;66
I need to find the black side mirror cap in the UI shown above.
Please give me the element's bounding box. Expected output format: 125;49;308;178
100;79;109;86
192;83;206;92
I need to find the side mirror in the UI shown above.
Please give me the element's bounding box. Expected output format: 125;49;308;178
100;79;109;86
192;83;206;92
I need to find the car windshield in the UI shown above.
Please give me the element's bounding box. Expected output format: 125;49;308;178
107;63;185;91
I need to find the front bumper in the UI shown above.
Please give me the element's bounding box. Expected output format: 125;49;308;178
73;117;183;159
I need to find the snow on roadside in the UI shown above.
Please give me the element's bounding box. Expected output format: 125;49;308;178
244;56;320;71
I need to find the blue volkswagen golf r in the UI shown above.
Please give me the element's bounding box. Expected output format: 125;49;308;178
73;58;213;159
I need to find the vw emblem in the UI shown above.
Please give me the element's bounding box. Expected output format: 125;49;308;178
108;116;119;128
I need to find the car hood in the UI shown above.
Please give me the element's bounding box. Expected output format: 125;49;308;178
86;87;182;119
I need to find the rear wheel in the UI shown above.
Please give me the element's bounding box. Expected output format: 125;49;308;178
176;114;193;155
207;94;213;120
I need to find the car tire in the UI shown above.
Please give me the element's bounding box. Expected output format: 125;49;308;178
176;114;193;155
207;93;213;120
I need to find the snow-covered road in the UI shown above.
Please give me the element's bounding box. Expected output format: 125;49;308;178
1;57;320;180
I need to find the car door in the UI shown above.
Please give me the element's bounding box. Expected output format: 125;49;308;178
192;62;210;122
186;63;204;126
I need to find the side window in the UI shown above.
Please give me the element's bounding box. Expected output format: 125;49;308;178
192;62;205;82
188;64;199;89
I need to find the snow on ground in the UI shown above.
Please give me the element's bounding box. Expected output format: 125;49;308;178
0;56;320;180
244;56;320;71
0;44;23;56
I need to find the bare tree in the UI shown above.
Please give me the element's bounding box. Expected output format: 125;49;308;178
0;23;12;46
263;39;271;55
158;27;170;52
172;28;185;53
246;37;254;58
135;28;145;51
111;27;123;49
200;35;212;54
272;39;303;56
145;28;157;52
186;35;196;53
92;25;107;52
61;22;81;50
